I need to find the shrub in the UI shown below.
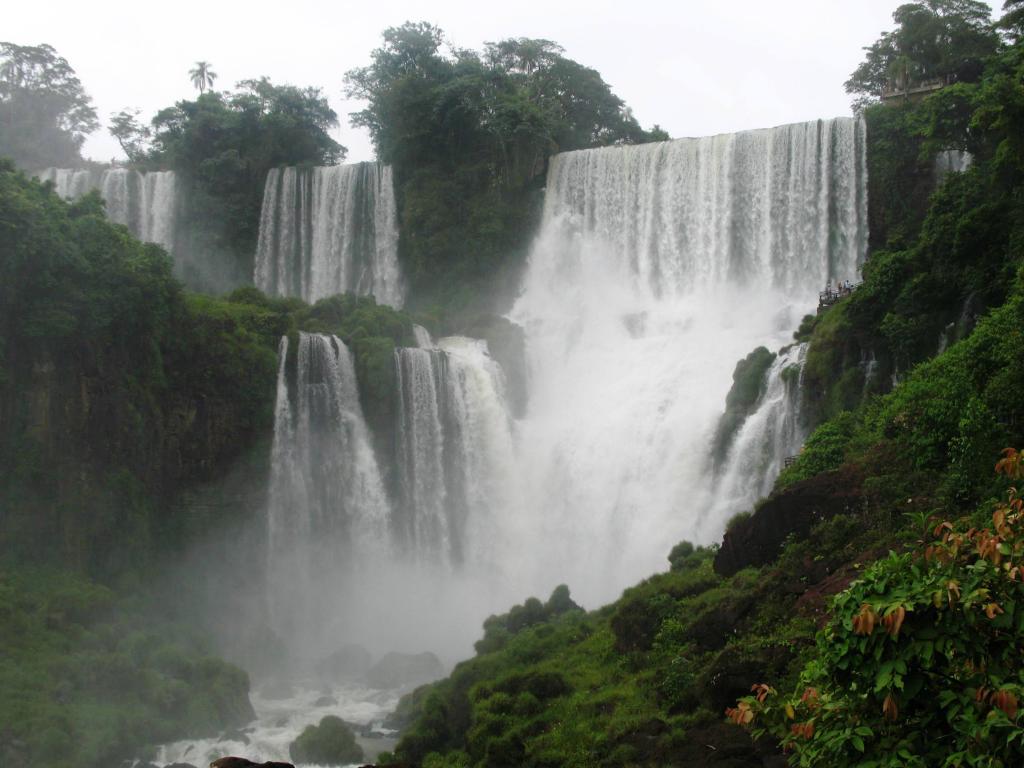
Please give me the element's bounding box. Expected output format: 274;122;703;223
289;715;364;766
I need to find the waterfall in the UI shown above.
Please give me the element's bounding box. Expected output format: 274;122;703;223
35;167;179;253
266;331;515;660
254;163;404;307
393;337;516;567
510;117;867;604
265;332;390;650
935;149;973;181
413;324;433;348
711;344;808;517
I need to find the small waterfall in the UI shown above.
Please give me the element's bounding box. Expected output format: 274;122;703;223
265;332;390;649
413;324;433;348
935;149;973;181
393;338;516;566
711;344;808;516
510;117;867;604
35;167;179;253
254;163;404;307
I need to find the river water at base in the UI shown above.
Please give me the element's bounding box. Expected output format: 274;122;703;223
146;681;402;768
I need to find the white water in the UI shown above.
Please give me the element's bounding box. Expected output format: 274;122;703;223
935;149;973;180
265;333;391;656
711;343;809;517
151;682;400;768
508;117;867;605
35;167;179;252
254;163;404;307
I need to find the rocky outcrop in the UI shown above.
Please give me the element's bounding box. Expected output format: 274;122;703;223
714;464;864;577
458;314;527;418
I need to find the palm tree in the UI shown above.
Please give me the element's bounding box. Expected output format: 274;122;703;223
188;61;217;94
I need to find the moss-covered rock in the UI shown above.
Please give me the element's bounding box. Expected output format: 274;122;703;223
289;715;364;766
712;346;776;466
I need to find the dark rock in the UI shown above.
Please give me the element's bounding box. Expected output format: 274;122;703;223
164;763;199;768
712;346;777;468
697;646;791;714
314;644;373;683
458;314;527;418
314;695;338;707
365;652;444;690
209;759;295;768
683;594;758;652
714;465;863;577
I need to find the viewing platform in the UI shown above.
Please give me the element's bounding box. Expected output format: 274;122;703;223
818;280;860;313
881;74;956;105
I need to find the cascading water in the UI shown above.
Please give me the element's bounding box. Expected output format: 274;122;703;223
265;332;390;652
510;117;867;605
254;163;404;307
935;149;973;180
35;167;179;252
710;343;809;518
392;337;517;568
265;330;516;663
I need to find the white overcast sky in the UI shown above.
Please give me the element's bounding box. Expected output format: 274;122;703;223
6;0;1002;163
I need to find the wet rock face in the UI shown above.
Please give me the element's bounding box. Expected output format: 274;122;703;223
365;651;444;690
714;466;864;577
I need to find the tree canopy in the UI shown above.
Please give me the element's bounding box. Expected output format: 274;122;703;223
845;1;999;108
0;42;98;168
344;23;667;313
143;78;345;283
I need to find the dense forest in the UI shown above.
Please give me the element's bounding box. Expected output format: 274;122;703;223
2;1;1024;767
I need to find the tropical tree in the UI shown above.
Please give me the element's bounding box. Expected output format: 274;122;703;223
1001;0;1024;41
0;42;98;168
188;60;217;94
845;1;999;109
108;108;150;162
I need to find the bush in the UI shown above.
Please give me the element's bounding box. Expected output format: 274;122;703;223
289;715;364;766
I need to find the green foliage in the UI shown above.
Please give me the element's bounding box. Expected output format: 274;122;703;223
289;715;364;765
0;167;417;572
712;346;776;465
0;42;98;169
474;585;582;655
0;567;253;768
734;452;1024;766
845;1;998;108
345;23;667;315
145;78;344;287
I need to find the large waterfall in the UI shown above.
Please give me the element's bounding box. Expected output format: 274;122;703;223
259;117;867;663
254;163;404;307
36;167;179;252
509;117;867;604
